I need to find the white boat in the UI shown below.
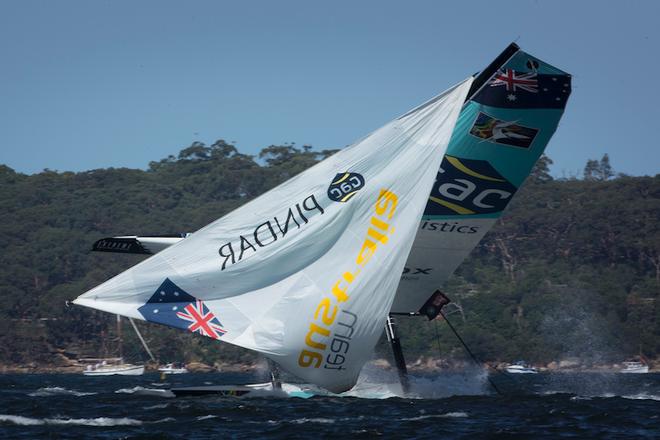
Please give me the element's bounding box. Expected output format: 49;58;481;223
83;359;145;376
158;363;189;374
505;362;538;374
620;361;649;374
82;315;145;376
74;44;571;395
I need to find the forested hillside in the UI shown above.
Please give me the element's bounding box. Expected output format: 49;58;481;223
0;141;658;369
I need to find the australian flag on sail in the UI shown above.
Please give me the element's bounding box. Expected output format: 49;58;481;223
137;278;226;340
473;68;571;109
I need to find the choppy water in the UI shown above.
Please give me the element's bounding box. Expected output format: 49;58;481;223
0;370;658;439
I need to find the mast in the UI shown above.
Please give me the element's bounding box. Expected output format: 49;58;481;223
386;291;451;395
267;359;282;390
116;314;123;360
385;315;409;394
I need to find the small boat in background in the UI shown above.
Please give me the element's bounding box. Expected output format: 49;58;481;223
505;361;538;374
158;363;189;374
82;315;145;376
83;358;145;376
620;361;649;374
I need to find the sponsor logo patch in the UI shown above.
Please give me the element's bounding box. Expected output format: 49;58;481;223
403;267;432;275
327;172;365;203
424;156;517;216
469;112;539;149
218;194;325;270
419;290;451;320
421;220;480;234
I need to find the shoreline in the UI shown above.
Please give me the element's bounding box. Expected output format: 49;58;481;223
1;357;657;375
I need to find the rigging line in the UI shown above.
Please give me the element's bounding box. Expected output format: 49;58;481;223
438;311;502;396
128;318;157;363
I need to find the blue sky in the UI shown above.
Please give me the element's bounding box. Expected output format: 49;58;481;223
1;0;658;177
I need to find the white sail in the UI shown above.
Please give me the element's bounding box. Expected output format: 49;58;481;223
74;77;473;393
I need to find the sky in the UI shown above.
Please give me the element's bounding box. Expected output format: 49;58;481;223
1;0;658;177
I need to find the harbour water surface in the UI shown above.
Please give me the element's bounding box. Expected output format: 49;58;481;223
0;370;658;439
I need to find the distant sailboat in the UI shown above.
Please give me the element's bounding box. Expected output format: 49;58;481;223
82;315;145;376
620;360;649;374
505;361;538;374
83;360;145;376
75;43;571;394
158;363;189;375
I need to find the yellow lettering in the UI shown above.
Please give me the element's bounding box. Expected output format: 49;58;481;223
370;216;389;231
343;271;355;283
298;349;323;368
356;239;377;266
331;280;350;303
305;323;330;350
299;190;400;369
314;298;338;326
367;226;389;245
375;189;398;219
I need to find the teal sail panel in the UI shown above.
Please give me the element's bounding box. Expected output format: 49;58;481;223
392;44;571;314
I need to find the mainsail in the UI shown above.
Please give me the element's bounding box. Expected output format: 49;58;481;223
74;78;473;392
393;44;572;314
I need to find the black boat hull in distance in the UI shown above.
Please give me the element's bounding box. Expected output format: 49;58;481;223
92;234;189;255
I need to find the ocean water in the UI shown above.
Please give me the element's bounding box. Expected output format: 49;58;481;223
0;369;658;439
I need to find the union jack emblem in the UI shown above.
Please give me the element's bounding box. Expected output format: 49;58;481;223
490;69;538;93
176;299;226;339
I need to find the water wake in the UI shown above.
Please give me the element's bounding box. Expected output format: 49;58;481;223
28;387;96;397
115;386;174;398
400;412;469;421
0;414;173;427
341;364;490;399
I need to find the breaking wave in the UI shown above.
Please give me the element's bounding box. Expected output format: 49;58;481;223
341;364;490;399
196;415;218;421
266;417;337;425
115;386;174;398
400;412;469;421
0;414;170;426
28;387;96;397
621;393;660;401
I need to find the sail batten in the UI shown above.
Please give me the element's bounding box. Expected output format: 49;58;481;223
75;78;473;392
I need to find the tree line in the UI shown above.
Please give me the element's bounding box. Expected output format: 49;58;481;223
0;142;657;368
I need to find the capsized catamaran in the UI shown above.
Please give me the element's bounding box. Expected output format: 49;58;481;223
76;43;571;394
76;76;472;393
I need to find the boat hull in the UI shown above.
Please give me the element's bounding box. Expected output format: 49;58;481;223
83;365;145;376
505;367;538;374
158;368;189;375
621;366;649;374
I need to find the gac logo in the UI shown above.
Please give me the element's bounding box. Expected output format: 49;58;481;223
327;172;365;203
424;156;517;216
